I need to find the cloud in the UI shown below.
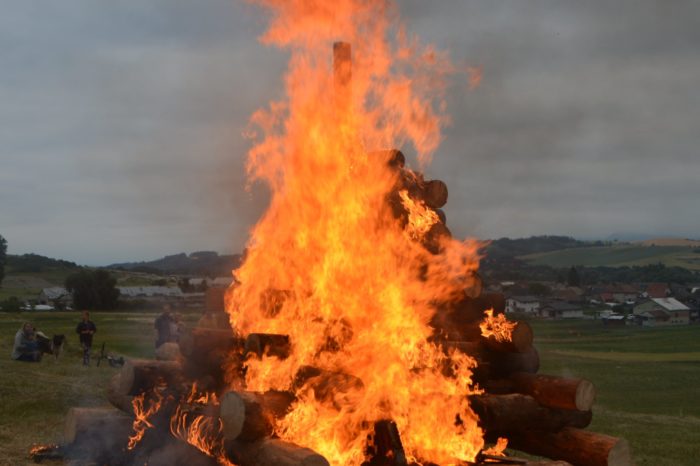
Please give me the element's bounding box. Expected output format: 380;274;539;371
1;1;699;264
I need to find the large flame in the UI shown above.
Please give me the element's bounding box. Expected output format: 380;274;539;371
226;1;485;464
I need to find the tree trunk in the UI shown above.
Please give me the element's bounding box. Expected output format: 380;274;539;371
509;372;596;411
511;428;633;466
226;438;330;466
469;394;592;435
219;390;296;441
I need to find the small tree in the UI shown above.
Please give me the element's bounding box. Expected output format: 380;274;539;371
0;234;7;287
567;266;581;287
65;269;120;310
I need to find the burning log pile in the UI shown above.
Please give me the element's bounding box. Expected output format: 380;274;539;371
54;157;631;466
48;6;633;463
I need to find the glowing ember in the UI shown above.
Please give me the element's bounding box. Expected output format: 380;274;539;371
127;389;164;450
225;0;485;464
479;309;516;343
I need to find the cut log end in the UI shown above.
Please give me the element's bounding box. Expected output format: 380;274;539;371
575;379;596;411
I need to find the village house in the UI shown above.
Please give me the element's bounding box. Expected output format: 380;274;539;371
505;296;541;314
37;287;72;307
632;297;690;326
538;301;585;320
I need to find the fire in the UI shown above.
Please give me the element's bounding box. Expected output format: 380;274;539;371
127;389;164;450
170;384;234;466
479;309;516;343
482;437;508;457
399;189;439;240
226;0;485;464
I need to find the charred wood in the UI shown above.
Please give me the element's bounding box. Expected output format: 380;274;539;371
245;333;291;359
225;438;330;466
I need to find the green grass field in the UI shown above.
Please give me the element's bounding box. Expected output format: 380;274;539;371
520;245;700;270
0;313;698;465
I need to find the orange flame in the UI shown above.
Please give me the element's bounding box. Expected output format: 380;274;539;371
479;309;516;343
482;437;509;457
399;190;439;240
226;1;485;464
127;389;165;450
170;384;235;466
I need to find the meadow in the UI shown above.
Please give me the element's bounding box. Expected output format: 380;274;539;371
520;244;700;270
0;312;698;465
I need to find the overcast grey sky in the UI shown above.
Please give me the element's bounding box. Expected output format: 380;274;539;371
1;1;699;265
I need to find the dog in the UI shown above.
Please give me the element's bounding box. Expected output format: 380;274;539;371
35;332;67;360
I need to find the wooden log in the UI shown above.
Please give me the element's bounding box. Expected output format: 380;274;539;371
511;428;633;466
482;321;534;353
179;328;242;358
118;359;183;396
363;419;407;466
225;438;330;466
441;341;539;380
139;439;219;466
510;372;596;411
469;394;592;435
107;373;135;414
293;366;364;409
220;390;295;441
64;407;132;463
245;333;291;359
333;41;352;112
369;149;405;169
155;341;182;361
422;179;448;208
488;346;540;379
179;328;245;389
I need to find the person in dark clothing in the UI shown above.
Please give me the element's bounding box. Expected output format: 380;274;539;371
11;322;41;362
76;311;97;366
154;306;174;349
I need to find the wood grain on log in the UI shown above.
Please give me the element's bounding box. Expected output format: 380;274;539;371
511;427;632;466
469;393;592;435
422;179;448;209
220;390;295;441
510;372;596;411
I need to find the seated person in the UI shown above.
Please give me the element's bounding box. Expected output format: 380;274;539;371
11;323;42;362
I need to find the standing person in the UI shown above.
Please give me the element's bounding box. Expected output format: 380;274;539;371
154;305;173;348
11;322;41;362
76;311;97;366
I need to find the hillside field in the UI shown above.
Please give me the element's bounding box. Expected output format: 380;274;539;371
520;244;700;270
0;312;698;465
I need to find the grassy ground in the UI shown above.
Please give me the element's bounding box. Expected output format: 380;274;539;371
0;311;199;465
1;313;698;465
520;244;700;270
530;320;700;465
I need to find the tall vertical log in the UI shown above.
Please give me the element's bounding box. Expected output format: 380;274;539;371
333;41;352;112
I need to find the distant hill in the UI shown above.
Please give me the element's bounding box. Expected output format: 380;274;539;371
6;253;80;274
484;236;592;259
108;251;242;276
520;244;700;271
